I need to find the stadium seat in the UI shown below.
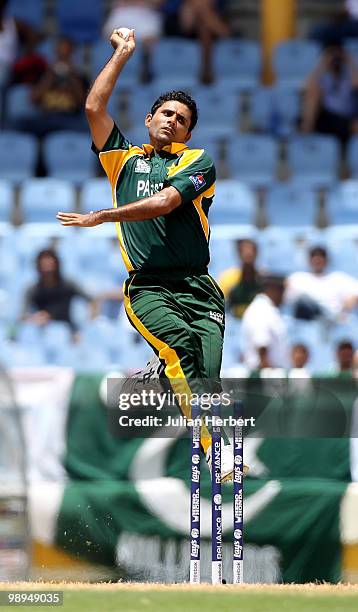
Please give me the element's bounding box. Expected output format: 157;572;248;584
4;85;39;125
265;183;317;229
227;135;278;187
56;0;103;44
91;40;142;88
0;180;14;224
152;39;201;89
209;237;240;278
273;40;320;89
287;135;339;188
250;86;300;137
192;86;239;135
80;178;113;213
0;132;37;183
324;225;358;276
259;227;323;274
43;132;94;184
347;136;358;178
209;180;256;226
126;85;163;128
7;0;44;28
20;178;76;223
326;180;358;225
214;39;261;91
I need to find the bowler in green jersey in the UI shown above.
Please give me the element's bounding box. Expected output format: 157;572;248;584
57;28;235;481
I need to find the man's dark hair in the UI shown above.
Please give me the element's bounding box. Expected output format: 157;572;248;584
150;91;198;133
309;246;328;259
337;340;354;352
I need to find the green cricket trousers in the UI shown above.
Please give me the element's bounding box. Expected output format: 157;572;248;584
123;269;225;451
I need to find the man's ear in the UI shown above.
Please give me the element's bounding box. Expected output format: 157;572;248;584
145;113;152;128
185;131;192;143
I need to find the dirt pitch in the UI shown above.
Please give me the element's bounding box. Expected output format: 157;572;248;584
1;582;358;612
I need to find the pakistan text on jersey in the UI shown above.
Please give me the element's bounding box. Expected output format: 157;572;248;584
137;180;164;198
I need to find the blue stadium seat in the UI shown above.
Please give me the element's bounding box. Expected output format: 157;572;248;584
125;126;150;148
287;135;339;188
43;132;94;184
80;178;112;213
265;183;317;229
209;180;256;225
7;0;44;28
189;135;224;168
259;227;323;274
250;86;300;136
91;40;142;88
56;0;103;44
0;132;38;183
5;85;39;125
20;178;76;223
209;237;239;278
326;180;358;225
324;225;358;276
192;86;239;135
152;38;200;89
126;85;163;128
273;40;320;88
214;40;261;91
227;135;278;186
0;181;14;223
347;136;358;178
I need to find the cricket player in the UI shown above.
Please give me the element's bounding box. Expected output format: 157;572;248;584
57;28;236;481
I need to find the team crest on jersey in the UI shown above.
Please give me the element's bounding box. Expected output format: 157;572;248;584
134;158;151;173
189;172;206;191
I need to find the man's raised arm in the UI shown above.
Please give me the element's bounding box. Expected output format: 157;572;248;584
85;29;136;150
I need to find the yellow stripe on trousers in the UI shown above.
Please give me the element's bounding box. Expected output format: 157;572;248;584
123;282;212;452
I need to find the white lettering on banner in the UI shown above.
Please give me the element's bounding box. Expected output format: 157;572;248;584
116;532;282;583
137;180;164;197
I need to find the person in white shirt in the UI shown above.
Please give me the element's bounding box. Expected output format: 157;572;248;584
241;275;289;371
286;246;358;322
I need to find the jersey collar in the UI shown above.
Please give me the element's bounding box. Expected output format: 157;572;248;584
141;142;189;156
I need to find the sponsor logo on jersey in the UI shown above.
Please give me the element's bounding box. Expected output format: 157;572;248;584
209;311;224;324
189;172;206;191
134;158;151;173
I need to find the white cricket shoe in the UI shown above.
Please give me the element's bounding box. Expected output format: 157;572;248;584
206;442;249;483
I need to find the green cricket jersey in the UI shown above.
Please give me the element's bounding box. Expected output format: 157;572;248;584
92;124;216;273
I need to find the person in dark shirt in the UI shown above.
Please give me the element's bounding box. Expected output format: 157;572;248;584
23;248;94;330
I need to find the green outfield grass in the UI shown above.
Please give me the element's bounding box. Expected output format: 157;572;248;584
2;584;358;612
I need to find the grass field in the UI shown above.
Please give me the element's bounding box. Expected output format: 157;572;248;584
1;583;358;612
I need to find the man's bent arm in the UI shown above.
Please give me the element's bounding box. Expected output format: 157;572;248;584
86;29;135;150
57;187;182;227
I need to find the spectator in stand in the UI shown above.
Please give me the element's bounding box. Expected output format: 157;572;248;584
12;37;88;136
0;0;40;86
241;275;289;371
163;0;230;83
22;249;97;332
285;246;358;323
291;343;310;370
310;1;358;47
218;238;262;319
103;1;164;82
301;43;358;146
334;339;355;376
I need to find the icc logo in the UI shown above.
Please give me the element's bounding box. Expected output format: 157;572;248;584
213;494;222;505
191;528;200;538
234;455;242;465
234;529;242;539
192;454;200;465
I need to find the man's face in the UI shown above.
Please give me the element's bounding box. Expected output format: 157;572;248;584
237;240;257;265
145;101;192;147
310;253;327;274
337;346;354;371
